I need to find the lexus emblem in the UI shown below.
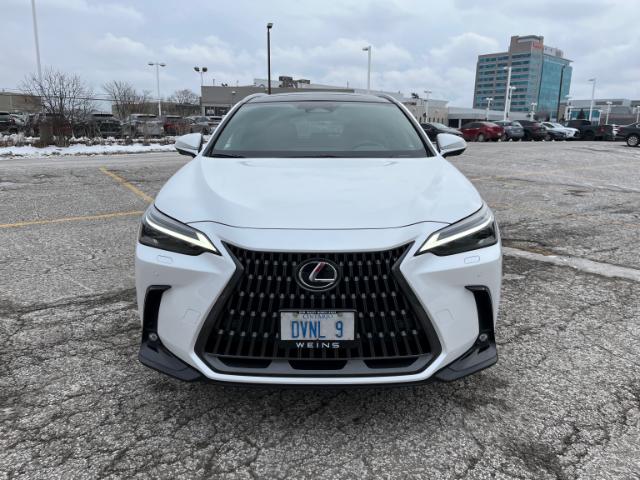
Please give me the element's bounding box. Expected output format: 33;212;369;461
296;259;340;291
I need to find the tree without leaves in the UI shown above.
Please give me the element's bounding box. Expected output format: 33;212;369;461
103;81;154;119
168;89;199;105
21;68;95;132
167;89;200;116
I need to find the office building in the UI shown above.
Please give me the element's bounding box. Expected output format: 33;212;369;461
473;35;572;119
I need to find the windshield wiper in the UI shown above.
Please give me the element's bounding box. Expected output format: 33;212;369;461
297;154;341;158
210;153;245;158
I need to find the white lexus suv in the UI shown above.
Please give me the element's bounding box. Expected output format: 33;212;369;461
135;92;502;386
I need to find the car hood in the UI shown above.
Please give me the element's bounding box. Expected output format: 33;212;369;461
155;156;483;229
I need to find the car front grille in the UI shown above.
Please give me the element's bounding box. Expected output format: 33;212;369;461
197;243;440;376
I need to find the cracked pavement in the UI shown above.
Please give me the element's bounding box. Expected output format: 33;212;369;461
1;142;639;479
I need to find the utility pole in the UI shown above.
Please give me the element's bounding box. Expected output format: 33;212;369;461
503;66;512;121
30;0;42;83
363;46;372;93
588;78;596;122
148;62;166;117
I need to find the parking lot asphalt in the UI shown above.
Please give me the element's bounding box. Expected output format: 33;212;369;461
1;141;639;479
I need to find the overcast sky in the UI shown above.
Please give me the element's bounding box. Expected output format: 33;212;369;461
3;0;639;107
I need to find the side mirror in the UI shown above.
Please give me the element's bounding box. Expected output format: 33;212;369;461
175;133;203;157
437;133;467;158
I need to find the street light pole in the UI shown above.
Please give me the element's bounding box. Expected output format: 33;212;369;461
267;23;273;94
555;64;566;122
423;90;432;121
194;66;208;86
503;66;512;121
605;101;612;124
363;46;372;93
148;62;166;117
30;0;42;83
564;95;572;123
485;97;493;120
505;86;516;120
530;102;537;120
588;78;596;122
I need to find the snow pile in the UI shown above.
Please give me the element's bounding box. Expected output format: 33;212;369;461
0;142;176;158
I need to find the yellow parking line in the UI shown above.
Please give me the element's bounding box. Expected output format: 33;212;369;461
99;166;154;203
0;210;144;229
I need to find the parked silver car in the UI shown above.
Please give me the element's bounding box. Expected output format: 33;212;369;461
494;120;525;141
185;116;213;135
122;114;164;137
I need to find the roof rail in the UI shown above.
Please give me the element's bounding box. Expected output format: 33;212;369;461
242;92;268;102
375;93;401;104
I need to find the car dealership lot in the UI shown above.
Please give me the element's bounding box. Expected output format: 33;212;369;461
1;142;639;479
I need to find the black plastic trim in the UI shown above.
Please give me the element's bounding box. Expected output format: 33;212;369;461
435;285;498;381
195;242;443;378
138;285;203;381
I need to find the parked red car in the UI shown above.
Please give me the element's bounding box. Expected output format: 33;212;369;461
460;121;504;142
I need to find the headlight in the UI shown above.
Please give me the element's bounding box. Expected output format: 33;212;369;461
417;204;498;256
139;205;219;256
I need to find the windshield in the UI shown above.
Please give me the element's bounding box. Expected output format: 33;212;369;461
209;101;430;158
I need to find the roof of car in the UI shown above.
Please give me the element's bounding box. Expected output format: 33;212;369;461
246;91;391;104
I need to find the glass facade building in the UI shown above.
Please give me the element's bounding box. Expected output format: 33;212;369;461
473;36;572;119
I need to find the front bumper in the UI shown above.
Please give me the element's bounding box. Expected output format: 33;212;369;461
135;223;502;385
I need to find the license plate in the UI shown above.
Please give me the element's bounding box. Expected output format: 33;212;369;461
280;310;355;341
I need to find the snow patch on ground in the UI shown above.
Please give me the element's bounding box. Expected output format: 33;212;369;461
0;143;176;158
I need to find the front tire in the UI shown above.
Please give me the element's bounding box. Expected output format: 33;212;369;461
627;134;640;147
476;133;485;142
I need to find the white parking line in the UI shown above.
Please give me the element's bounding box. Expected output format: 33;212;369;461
503;247;640;283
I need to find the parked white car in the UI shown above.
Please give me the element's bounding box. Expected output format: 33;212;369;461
135;92;502;385
543;122;579;139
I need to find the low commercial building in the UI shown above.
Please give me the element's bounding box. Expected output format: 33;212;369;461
0;91;41;113
201;76;404;116
559;98;640;125
200;85;353;116
447;107;529;128
402;98;449;124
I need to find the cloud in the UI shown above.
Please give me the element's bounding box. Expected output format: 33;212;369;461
28;0;144;22
2;0;639;106
95;34;153;58
429;33;500;67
